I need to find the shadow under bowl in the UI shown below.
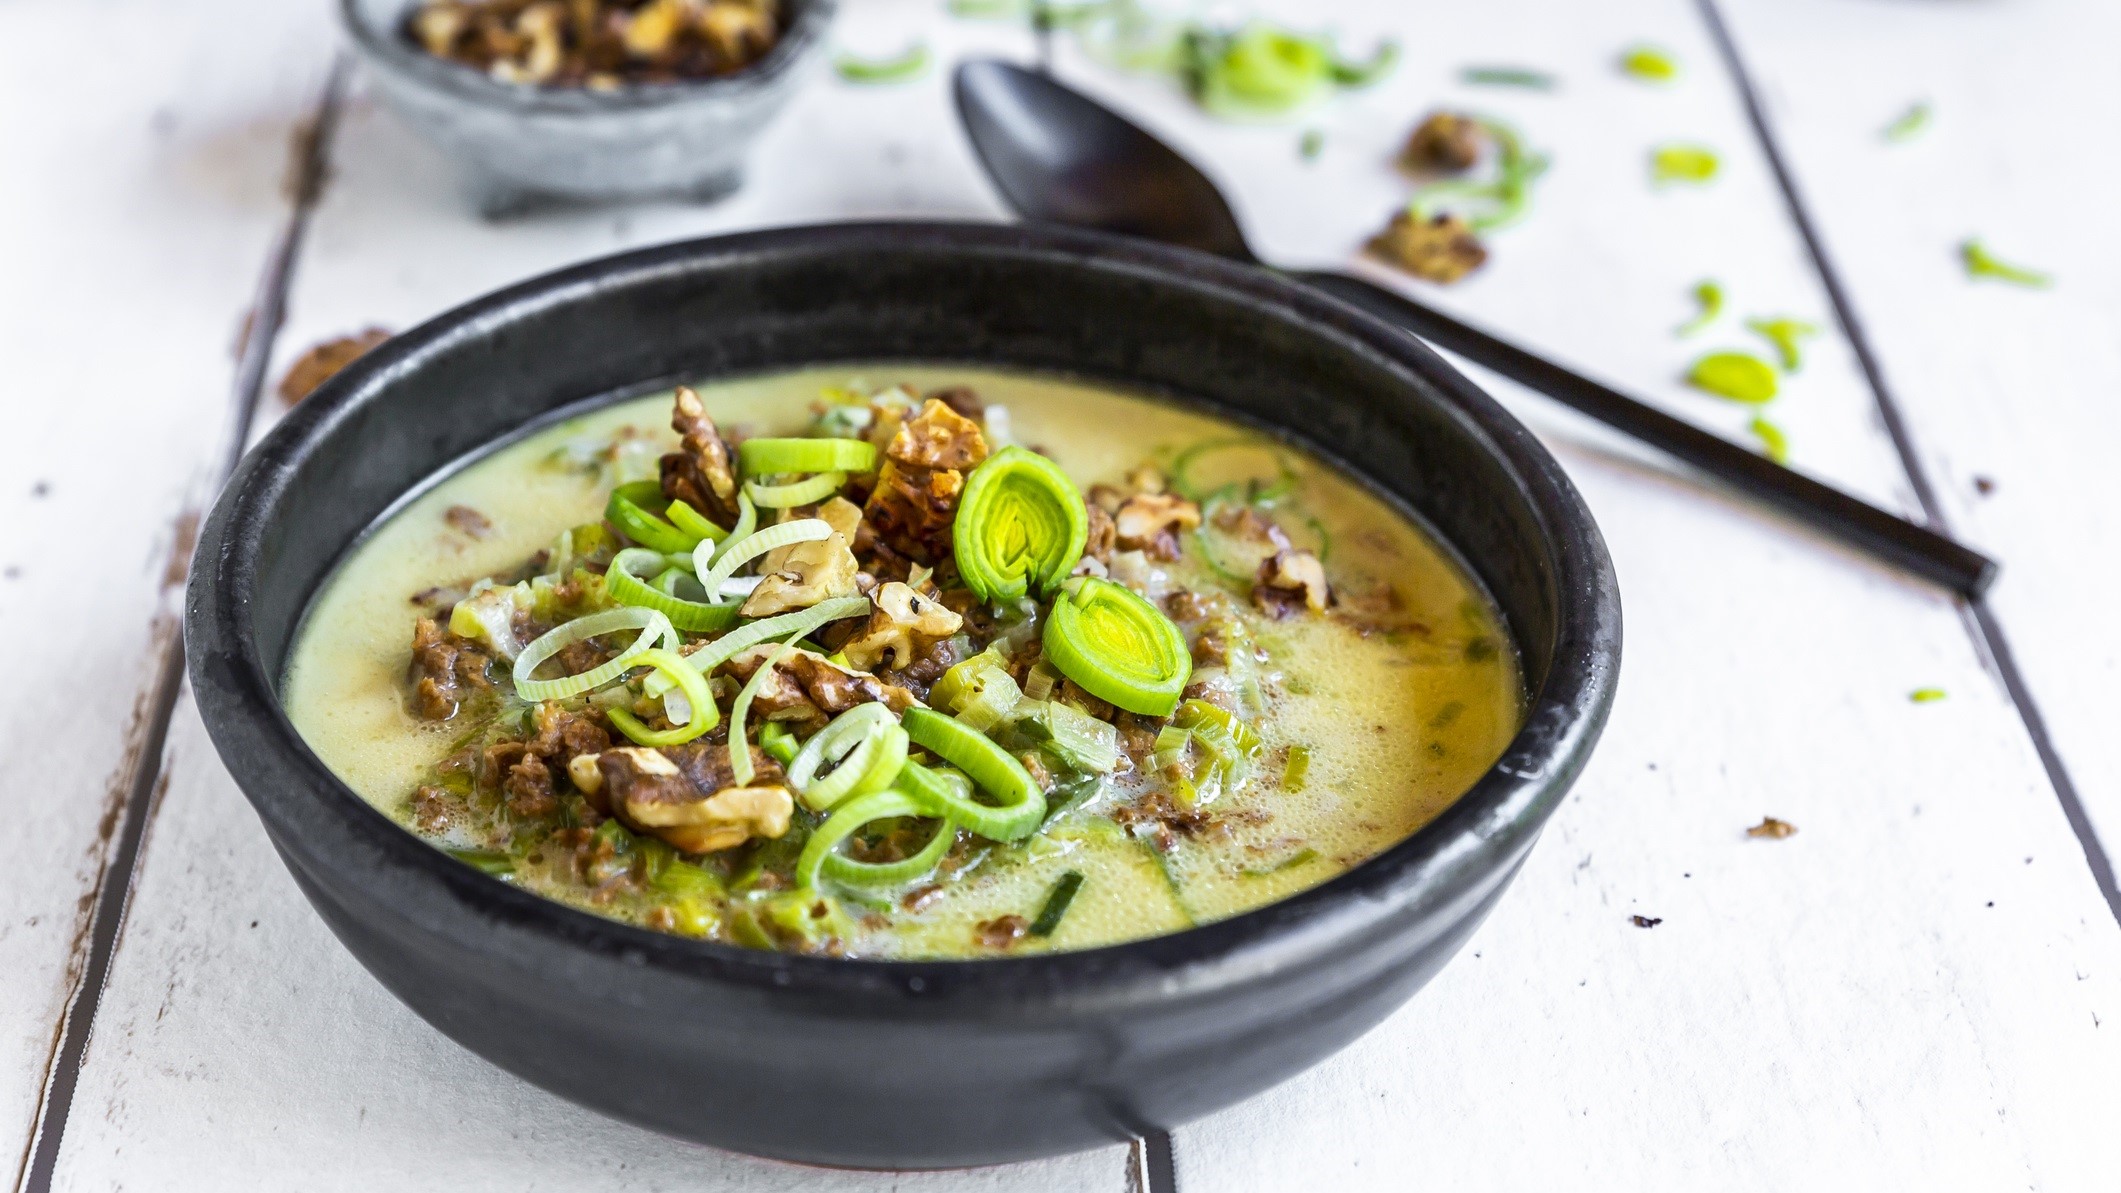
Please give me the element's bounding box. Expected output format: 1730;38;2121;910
187;221;1620;1169
338;0;837;215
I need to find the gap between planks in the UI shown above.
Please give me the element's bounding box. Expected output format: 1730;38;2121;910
1693;0;2121;927
12;56;353;1193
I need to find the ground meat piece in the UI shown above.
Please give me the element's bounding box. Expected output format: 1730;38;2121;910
1163;589;1231;628
1111;790;1269;842
1369;211;1488;285
1084;502;1117;563
1400;111;1485;173
1115;714;1160;770
409;785;456;833
1182;671;1242;714
408;617;493;719
503;752;557;819
928;386;985;423
974;915;1030;950
527;703;611;767
659;385;742;525
1055;679;1114;722
901;883;945;913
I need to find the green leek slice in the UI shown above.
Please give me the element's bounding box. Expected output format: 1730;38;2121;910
900;710;1046;840
605;547;740;633
953;445;1088;603
795;788;951;891
737;437;877;475
743;471;847;509
511;607;676;702
607;648;718;746
605;481;702;554
1041;578;1191;717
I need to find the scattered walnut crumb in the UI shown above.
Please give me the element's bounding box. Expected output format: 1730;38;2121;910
1368;211;1488;284
1629;914;1662;929
1746;816;1797;839
277;327;391;404
1972;475;1996;497
444;504;493;538
1399;111;1485;173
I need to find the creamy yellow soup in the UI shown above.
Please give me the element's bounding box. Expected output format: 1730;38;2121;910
284;366;1522;958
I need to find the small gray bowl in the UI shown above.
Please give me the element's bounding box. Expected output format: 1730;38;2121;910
340;0;837;215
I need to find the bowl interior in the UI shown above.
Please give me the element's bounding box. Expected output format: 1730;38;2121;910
210;223;1617;984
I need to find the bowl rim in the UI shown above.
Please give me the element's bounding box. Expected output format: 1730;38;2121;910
337;0;838;115
189;220;1619;1002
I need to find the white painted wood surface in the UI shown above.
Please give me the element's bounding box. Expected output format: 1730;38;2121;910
1711;0;2121;870
0;0;333;1177
14;0;2119;1189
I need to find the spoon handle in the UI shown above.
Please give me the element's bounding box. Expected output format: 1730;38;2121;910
1290;268;1996;599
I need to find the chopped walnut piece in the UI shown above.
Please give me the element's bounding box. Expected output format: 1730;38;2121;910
277;327;390;405
443;504;492;538
1253;550;1330;617
741;532;860;617
1400;111;1485;173
724;645;919;721
660;386;742;525
1369;210;1488;285
1113;492;1202;560
864;399;989;564
1746;817;1797;839
842;582;964;672
1083;502;1117;563
889;398;989;472
597;745;794;854
405;0;781;86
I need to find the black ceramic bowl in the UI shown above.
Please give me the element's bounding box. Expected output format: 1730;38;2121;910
187;222;1620;1169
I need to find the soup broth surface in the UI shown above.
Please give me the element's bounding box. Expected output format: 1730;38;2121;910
285;366;1522;958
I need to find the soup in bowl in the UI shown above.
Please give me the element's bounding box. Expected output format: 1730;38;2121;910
187;223;1618;1167
284;367;1525;959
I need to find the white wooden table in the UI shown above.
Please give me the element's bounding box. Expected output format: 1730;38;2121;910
9;0;2120;1188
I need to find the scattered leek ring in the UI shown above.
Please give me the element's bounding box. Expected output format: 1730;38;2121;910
1041;577;1190;716
787;704;907;812
900;709;1046;840
605;481;701;555
737;437;877;476
664;499;727;543
606;547;740;633
953;445;1088;603
641;596;872;698
695;516;833;597
511;607;676;702
1171;438;1298;505
607;648;717;746
727;639;795;787
744;471;847;509
794;788;950;892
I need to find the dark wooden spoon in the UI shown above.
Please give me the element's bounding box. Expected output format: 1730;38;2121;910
953;58;1995;598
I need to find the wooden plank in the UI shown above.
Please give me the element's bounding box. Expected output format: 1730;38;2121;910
48;6;1135;1189
1042;0;2121;1185
1708;0;2121;883
0;0;333;1178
